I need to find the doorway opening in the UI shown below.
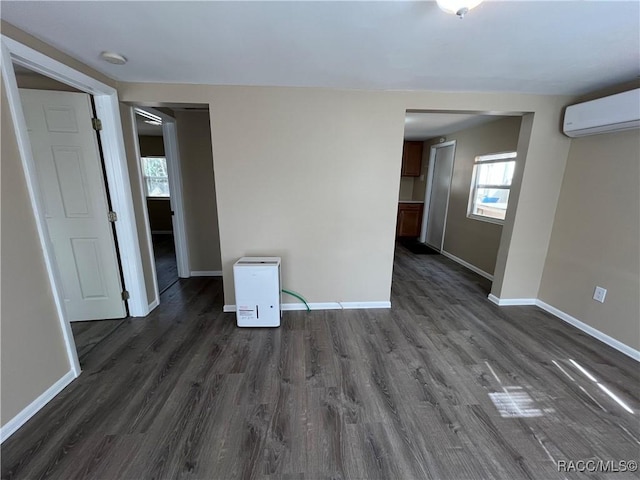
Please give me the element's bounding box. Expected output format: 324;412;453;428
133;108;182;294
394;110;524;294
124;102;222;311
2;36;150;375
10;63;130;364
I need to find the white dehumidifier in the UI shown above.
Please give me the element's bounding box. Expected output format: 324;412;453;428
233;257;282;327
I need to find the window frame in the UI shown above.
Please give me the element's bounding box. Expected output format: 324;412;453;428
467;151;517;225
141;155;170;199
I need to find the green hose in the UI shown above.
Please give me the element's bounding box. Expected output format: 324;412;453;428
282;288;310;312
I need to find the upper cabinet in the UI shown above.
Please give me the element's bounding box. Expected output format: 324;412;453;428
401;141;423;177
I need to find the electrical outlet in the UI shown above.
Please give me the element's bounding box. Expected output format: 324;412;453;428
593;286;607;303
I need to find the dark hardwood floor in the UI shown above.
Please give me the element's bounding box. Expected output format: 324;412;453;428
70;319;125;365
70;233;179;364
153;233;178;294
2;245;638;479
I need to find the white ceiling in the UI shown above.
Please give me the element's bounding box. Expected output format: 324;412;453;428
404;112;503;140
2;1;638;95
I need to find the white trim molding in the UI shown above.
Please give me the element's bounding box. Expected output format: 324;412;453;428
536;300;640;362
160;115;190;279
441;250;494;281
148;298;160;313
127;107;160;310
0;370;75;443
94;94;148;317
190;270;223;277
224;301;391;313
336;301;391;310
487;294;536;306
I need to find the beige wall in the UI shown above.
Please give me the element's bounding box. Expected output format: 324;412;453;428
119;83;572;305
138;135;165;157
15;71;81;92
443;117;522;276
398;177;414;201
538;129;640;349
175;110;222;272
1;79;71;425
491;108;572;300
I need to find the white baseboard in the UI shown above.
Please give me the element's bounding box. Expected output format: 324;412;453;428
148;297;159;313
190;270;223;277
535;300;640;362
283;302;341;311
487;294;536;306
338;301;391;309
224;301;391;313
441;250;494;281
488;294;639;361
1;369;76;443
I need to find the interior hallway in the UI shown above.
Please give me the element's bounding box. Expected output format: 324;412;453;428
2;246;638;479
152;233;178;293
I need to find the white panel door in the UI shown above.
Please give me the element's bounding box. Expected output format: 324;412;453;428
425;144;455;251
20;89;126;321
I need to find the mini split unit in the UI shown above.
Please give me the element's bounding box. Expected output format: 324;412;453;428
563;88;640;138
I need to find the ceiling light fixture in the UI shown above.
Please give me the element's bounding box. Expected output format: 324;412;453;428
100;51;127;65
144;120;162;126
437;0;483;19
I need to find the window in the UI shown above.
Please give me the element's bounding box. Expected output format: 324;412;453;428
468;151;516;223
141;157;170;197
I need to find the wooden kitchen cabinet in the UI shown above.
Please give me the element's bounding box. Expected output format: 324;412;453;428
401;141;423;177
397;203;424;237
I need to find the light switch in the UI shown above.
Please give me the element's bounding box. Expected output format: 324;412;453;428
593;286;607;303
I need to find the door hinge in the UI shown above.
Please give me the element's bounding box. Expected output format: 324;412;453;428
121;290;130;301
108;211;118;222
92;118;102;131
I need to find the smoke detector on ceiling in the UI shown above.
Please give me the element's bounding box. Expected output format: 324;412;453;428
100;51;127;65
437;0;483;18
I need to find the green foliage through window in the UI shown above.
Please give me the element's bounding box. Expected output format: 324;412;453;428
142;157;170;197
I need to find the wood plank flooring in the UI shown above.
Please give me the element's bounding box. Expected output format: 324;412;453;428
2;245;638;479
153;233;178;294
70;319;125;364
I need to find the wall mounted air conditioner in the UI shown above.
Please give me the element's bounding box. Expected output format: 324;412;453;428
563;88;640;138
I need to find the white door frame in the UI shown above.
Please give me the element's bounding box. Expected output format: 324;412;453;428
1;36;151;374
419;140;456;250
134;107;190;280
